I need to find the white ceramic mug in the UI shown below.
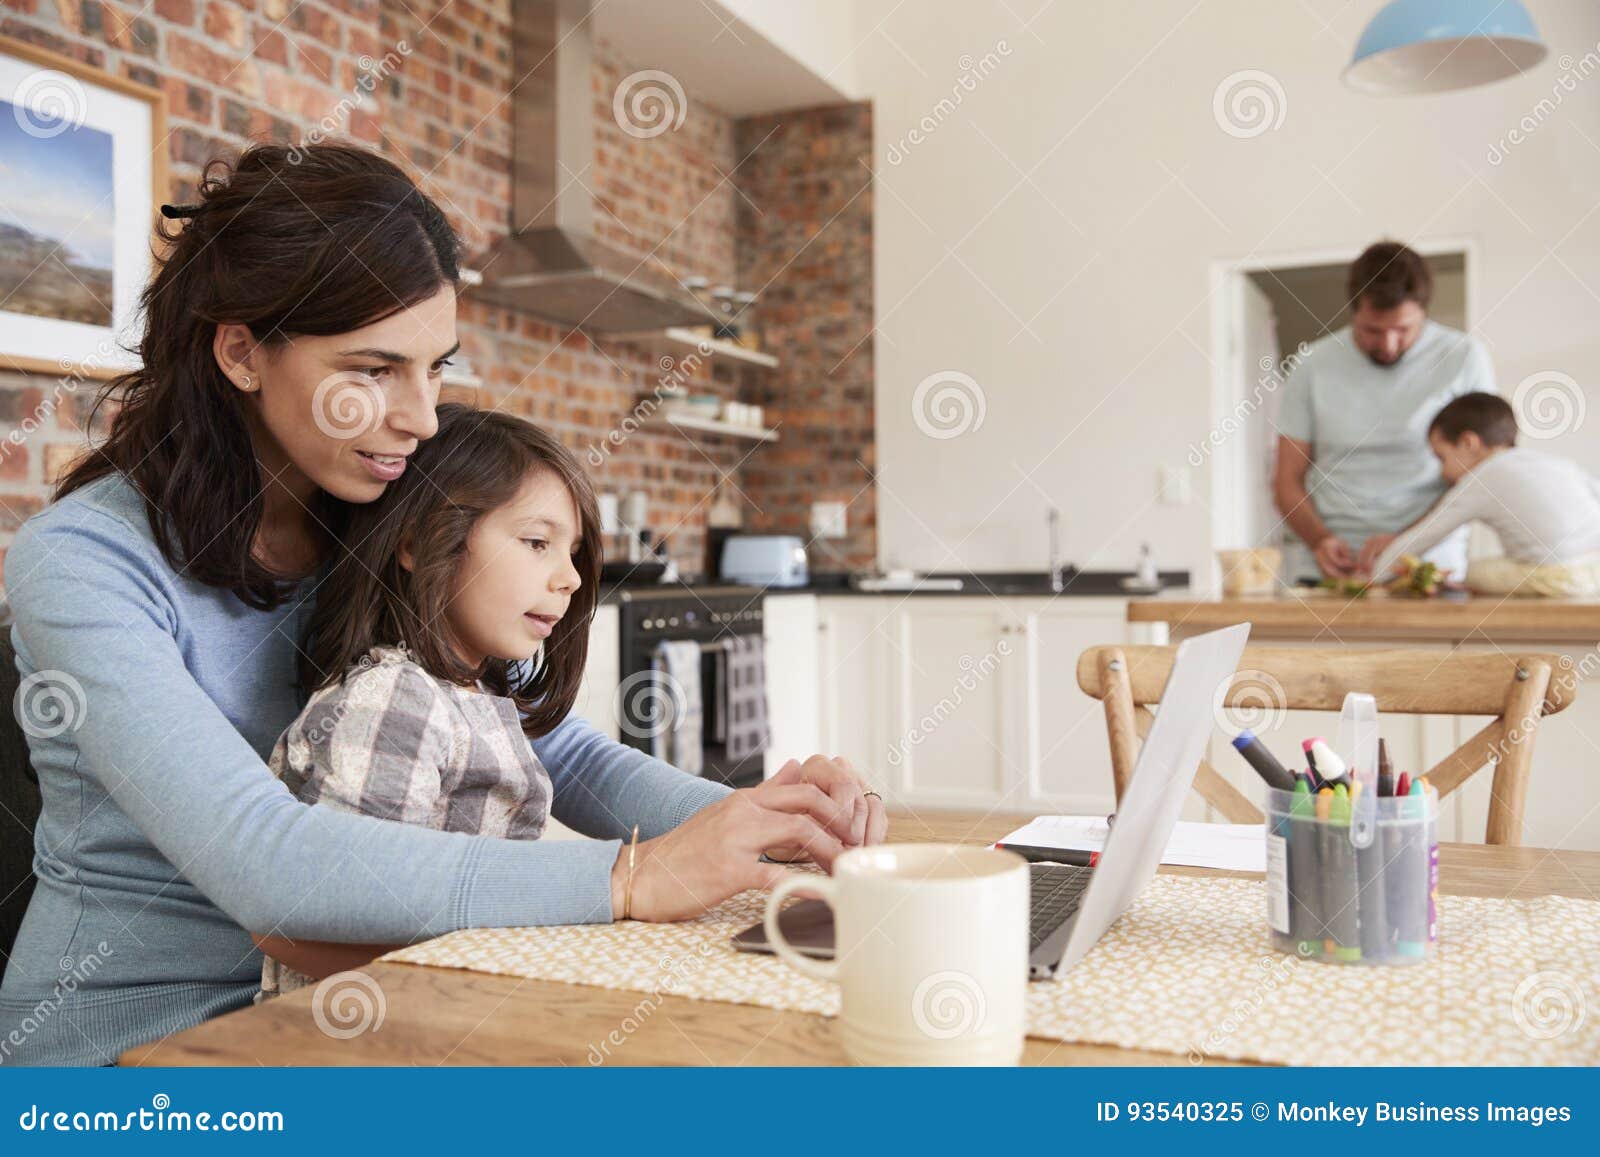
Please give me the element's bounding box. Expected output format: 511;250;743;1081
763;844;1029;1065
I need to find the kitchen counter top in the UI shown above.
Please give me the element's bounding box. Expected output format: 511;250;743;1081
1128;592;1600;643
598;571;1189;604
798;569;1190;597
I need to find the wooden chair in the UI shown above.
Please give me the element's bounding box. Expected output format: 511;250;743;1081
1075;644;1574;846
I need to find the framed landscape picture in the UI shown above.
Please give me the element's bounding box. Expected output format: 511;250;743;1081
0;35;166;379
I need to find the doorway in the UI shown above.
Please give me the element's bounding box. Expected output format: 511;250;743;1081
1205;241;1475;589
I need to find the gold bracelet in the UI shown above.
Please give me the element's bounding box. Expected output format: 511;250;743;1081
623;824;640;920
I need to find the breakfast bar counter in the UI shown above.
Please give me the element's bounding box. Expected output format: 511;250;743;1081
1127;592;1600;644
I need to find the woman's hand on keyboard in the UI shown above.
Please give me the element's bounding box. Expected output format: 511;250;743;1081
613;755;882;922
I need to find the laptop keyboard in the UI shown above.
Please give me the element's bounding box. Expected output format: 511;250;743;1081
1029;863;1093;949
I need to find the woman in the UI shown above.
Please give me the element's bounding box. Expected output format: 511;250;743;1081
0;143;884;1066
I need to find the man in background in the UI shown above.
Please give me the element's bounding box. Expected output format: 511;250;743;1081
1272;241;1495;582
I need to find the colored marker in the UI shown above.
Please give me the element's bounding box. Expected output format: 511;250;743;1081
1420;777;1439;949
1316;787;1334;956
1395;778;1429;958
1355;780;1391;959
1377;738;1395;798
1327;784;1361;961
994;843;1099;868
1306;737;1349;787
1232;729;1297;791
1288;777;1321;956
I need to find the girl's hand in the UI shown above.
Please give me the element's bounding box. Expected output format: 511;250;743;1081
611;755;885;923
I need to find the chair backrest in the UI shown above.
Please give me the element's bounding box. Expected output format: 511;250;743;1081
1076;644;1573;846
0;626;42;984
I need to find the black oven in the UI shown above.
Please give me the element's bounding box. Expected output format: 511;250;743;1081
613;585;765;789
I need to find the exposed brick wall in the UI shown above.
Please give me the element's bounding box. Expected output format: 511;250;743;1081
735;103;876;571
0;0;874;584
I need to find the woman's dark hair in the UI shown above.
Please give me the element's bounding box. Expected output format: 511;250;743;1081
57;142;463;609
1430;391;1519;448
299;404;603;739
1347;240;1433;313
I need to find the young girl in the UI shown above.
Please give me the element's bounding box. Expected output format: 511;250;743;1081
259;403;602;997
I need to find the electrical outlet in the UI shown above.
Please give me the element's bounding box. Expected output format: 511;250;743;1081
810;501;848;539
1159;466;1191;506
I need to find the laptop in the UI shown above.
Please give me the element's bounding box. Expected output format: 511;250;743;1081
732;622;1251;979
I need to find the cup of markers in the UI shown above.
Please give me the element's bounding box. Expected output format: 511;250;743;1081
1236;730;1439;965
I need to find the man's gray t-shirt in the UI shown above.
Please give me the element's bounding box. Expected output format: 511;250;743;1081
1276;320;1495;579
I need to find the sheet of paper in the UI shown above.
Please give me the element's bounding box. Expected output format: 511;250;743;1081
998;814;1266;873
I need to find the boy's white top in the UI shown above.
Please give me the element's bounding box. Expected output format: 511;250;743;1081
1373;446;1600;578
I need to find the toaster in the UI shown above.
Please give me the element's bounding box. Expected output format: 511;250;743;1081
720;535;809;588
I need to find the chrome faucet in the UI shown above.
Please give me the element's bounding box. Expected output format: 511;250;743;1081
1047;506;1064;592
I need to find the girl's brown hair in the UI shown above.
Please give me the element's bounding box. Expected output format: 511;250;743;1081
57;142;463;610
299;404;603;739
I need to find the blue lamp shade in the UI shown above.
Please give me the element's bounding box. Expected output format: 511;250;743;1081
1345;0;1547;94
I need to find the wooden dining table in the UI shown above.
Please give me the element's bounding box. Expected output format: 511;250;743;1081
121;810;1600;1067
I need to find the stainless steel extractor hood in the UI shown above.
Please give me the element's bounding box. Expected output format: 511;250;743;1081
471;0;721;333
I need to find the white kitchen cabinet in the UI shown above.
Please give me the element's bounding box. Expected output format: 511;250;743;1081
889;600;1023;808
572;603;620;740
815;596;1134;812
815;597;893;793
547;603;621;841
762;594;821;778
1017;599;1132;816
1443;642;1600;853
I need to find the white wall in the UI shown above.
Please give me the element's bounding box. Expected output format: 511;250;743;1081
772;0;1600;577
719;0;864;97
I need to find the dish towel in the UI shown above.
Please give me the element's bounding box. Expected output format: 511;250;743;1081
651;641;703;776
723;635;770;761
708;647;728;744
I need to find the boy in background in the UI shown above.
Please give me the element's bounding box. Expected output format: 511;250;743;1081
1360;393;1600;596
